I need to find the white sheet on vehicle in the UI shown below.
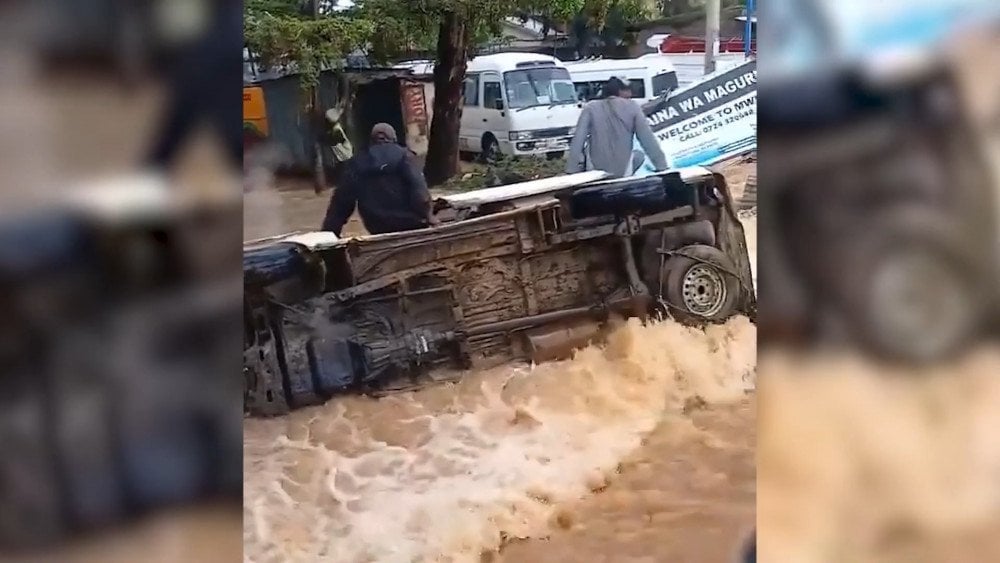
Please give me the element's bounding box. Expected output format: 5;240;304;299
438;171;610;207
244;231;341;251
437;166;715;208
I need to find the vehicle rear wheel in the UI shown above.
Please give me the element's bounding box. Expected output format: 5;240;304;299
662;245;741;323
480;134;501;164
837;209;985;363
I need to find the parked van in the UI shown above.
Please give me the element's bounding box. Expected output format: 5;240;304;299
565;57;680;104
461;53;583;159
398;53;582;159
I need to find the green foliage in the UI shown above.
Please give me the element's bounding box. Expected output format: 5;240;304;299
244;0;657;89
438;156;568;193
356;0;587;50
246;0;308;19
245;1;376;89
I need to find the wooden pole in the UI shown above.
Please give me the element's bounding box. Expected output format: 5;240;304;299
311;0;327;194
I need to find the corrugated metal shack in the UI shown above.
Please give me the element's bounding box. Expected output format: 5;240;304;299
244;63;434;173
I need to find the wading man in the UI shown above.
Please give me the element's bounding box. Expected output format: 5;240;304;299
566;77;668;177
321;123;438;237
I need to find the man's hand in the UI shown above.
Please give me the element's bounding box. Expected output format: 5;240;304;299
427;215;441;227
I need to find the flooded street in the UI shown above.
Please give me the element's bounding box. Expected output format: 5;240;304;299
243;164;759;562
758;349;1000;562
244;318;756;563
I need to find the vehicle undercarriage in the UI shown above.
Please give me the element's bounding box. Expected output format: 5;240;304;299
244;169;756;416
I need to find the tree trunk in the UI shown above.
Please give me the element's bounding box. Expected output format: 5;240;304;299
424;12;471;186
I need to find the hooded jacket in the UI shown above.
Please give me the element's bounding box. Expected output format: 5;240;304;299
321;142;432;236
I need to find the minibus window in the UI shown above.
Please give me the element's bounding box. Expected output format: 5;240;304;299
483;81;503;109
652;71;679;96
463;76;479;106
628;79;646;98
504;67;576;108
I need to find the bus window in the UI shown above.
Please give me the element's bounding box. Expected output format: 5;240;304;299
483;81;503;109
652;71;679;96
503;67;577;108
628;79;646;98
463;75;479;106
574;82;598;101
554;81;577;102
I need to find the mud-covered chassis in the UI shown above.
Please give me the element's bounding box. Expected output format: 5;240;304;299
244;169;755;416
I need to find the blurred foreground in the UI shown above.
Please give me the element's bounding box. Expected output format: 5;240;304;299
759;348;1000;562
757;2;1000;561
0;0;242;560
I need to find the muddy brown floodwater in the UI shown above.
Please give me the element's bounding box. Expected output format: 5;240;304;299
758;349;1000;562
244;318;757;563
243;164;759;562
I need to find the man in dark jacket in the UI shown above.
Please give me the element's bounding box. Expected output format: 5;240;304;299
321;124;437;237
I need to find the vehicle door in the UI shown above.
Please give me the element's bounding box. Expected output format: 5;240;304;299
459;73;483;153
481;72;508;151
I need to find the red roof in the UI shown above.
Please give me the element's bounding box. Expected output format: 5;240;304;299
659;35;755;54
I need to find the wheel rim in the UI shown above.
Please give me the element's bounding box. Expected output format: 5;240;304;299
681;264;728;317
868;247;974;360
484;139;500;163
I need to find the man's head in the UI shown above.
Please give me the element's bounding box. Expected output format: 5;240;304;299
370;123;398;144
604;77;631;99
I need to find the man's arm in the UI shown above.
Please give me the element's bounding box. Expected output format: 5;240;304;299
320;167;357;236
633;106;669;171
565;106;593;174
402;152;437;225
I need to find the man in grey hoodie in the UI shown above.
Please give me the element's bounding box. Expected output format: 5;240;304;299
565;77;670;177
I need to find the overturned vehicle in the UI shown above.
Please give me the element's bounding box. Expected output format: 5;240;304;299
244;168;755;416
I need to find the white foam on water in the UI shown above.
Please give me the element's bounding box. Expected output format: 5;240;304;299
244;317;756;563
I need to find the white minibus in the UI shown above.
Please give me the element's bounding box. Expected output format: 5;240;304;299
397;53;582;159
565;57;680;104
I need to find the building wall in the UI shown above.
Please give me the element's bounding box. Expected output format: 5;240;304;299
252;72;341;171
250;70;434;172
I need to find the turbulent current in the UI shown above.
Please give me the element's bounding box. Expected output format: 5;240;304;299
243;316;757;563
242;165;760;563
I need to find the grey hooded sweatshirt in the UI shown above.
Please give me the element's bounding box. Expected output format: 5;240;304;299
565;96;669;177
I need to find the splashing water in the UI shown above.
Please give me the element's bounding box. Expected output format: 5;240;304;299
758;348;1000;562
244;316;756;563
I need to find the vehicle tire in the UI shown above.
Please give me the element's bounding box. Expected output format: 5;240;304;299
836;207;986;363
662;245;741;323
480;134;501;164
